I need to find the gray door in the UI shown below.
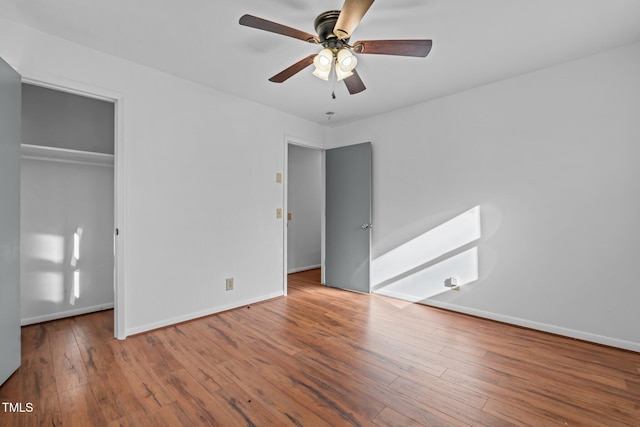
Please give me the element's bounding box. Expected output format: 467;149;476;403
325;142;372;293
0;57;22;386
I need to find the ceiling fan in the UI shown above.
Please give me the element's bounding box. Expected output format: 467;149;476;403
239;0;432;95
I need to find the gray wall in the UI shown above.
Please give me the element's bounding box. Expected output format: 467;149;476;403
287;145;322;273
328;42;640;351
22;83;114;154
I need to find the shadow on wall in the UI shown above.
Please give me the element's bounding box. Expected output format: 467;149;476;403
372;206;481;302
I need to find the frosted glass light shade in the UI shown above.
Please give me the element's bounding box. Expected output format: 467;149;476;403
313;67;331;81
314;49;333;71
313;48;334;81
335;66;353;81
337;48;357;72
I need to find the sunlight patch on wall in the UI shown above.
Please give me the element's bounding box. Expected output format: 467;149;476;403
375;248;479;302
21;229;85;306
70;227;83;305
21;233;66;303
23;233;65;263
372;206;481;287
25;272;64;303
71;227;83;268
70;270;80;305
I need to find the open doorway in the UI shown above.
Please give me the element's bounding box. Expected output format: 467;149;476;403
283;139;373;295
19;83;117;332
284;141;324;292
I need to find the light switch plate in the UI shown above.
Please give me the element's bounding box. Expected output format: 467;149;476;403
276;173;282;183
276;208;283;219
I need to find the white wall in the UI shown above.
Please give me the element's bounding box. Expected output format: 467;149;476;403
0;19;325;336
20;152;114;324
287;144;322;273
328;42;640;351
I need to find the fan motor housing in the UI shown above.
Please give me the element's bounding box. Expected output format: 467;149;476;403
314;10;349;45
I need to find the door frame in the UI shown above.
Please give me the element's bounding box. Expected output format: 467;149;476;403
21;73;127;340
283;135;326;295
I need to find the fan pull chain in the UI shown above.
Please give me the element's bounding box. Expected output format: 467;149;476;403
331;61;337;99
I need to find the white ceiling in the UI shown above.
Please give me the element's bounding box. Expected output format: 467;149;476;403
2;0;640;126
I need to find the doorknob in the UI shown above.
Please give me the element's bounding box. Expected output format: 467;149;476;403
361;223;373;230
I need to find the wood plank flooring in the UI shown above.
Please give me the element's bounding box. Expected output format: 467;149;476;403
1;268;639;426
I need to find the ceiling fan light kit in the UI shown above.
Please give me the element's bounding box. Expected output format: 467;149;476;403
239;0;432;95
312;47;357;82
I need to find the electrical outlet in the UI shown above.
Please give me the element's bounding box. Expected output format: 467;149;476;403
444;277;458;288
226;278;234;291
445;277;460;291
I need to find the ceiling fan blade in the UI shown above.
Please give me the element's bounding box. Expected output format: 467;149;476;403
240;14;320;44
353;39;432;57
334;0;375;40
269;55;316;83
343;69;366;95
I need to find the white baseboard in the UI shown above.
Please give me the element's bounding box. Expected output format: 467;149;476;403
125;291;284;337
287;264;321;274
21;303;114;326
417;299;640;353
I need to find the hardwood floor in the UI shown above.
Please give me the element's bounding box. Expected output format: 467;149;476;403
1;268;639;426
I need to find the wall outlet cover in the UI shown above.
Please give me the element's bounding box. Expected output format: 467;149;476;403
444;277;458;287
